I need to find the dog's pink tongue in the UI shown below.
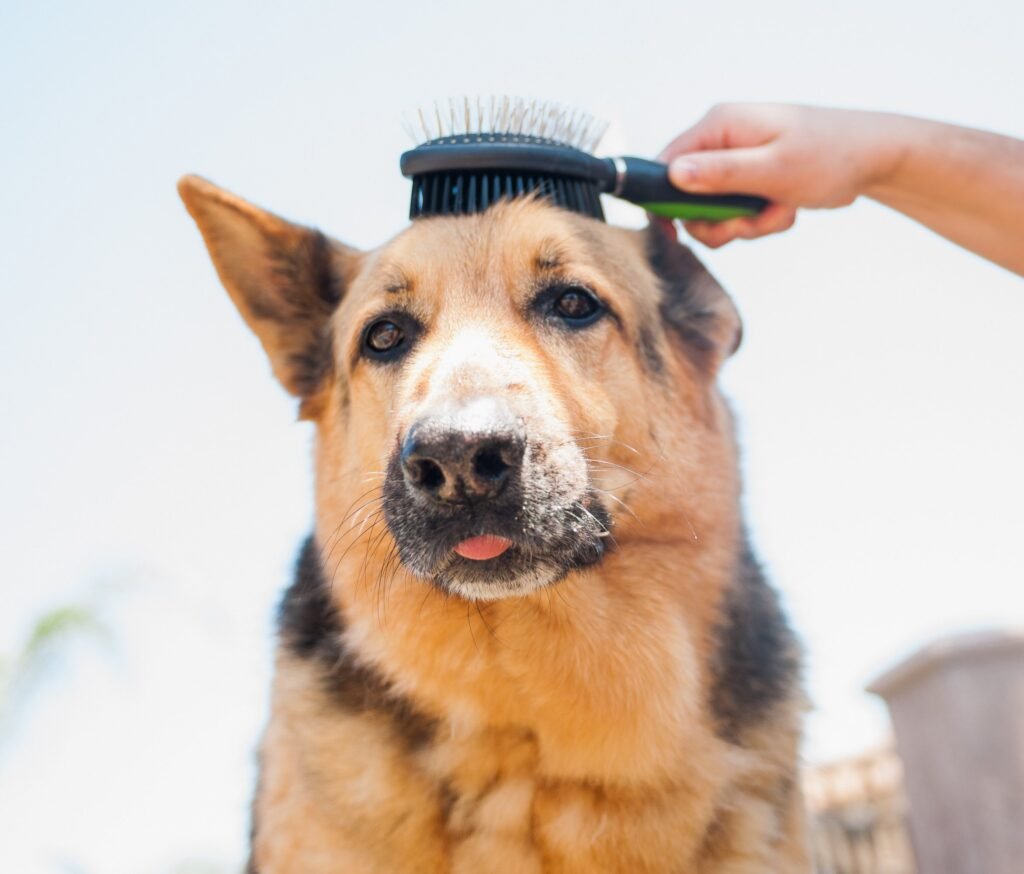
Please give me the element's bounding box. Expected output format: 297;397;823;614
454;535;512;561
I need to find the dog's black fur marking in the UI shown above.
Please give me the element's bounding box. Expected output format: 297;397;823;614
278;536;437;749
709;542;800;743
637;325;665;375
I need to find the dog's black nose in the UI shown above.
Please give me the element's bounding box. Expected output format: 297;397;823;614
401;399;525;504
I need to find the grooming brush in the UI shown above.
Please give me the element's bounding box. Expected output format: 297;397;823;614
401;97;768;222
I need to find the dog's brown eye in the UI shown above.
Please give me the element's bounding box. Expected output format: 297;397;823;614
366;320;404;354
554;288;601;322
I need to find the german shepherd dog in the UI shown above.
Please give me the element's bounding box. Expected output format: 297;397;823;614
179;175;808;873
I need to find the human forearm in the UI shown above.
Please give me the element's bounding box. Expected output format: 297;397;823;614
866;117;1024;275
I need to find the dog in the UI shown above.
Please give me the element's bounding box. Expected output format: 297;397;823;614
179;174;809;873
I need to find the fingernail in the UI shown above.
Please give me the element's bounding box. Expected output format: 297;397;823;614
669;159;699;186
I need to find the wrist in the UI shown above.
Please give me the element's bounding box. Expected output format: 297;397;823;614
860;113;930;202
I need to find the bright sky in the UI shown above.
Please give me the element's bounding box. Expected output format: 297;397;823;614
2;1;1023;872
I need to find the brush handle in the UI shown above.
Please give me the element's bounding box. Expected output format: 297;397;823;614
610;157;768;221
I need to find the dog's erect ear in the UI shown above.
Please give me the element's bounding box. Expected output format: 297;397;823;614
644;224;742;374
178;175;361;398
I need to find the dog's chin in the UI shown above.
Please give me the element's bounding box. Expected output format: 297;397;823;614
431;550;573;601
385;515;606;605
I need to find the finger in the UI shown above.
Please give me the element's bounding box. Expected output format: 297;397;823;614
667;146;780;197
719;207;797;242
684;205;797;248
683;219;745;249
681;224;721;248
740;203;797;237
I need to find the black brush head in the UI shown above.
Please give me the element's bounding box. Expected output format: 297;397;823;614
405;136;606;220
400;99;613;222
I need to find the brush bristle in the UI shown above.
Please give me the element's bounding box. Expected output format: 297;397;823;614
403;96;608;153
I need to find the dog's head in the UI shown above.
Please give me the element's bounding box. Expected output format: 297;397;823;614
180;177;741;601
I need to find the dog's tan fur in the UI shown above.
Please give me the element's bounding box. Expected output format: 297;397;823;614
179;175;809;873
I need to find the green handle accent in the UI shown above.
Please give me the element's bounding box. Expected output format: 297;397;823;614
640;202;759;221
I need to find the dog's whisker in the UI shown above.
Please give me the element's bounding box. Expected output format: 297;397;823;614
320;486;385;557
474;602;503;646
321;502;369;558
564;507;612;543
359;521;396;612
567;431;643;456
329;510;387;589
341;500;385;540
356;518;389;580
377;541;405;627
462;603;482;656
570;502;618;554
323;501;387;572
351;498;386;535
370;538;391;625
546;575;574;613
583;455;659;490
417;580;436;619
333;484;385;524
373;545;395;629
319;519;349;563
582;457;648;477
593;488;640;522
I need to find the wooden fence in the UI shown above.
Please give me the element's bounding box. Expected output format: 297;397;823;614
805;746;916;874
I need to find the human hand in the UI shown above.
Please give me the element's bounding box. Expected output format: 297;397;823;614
659;104;901;248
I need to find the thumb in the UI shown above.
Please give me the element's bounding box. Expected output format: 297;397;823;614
667;146;779;197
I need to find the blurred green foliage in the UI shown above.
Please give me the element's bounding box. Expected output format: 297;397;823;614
3;600;235;873
0;601;108;743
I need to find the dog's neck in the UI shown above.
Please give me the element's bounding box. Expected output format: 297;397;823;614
315;512;741;787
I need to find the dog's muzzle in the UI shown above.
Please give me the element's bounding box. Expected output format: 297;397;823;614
400;397;525;508
381;395;611;599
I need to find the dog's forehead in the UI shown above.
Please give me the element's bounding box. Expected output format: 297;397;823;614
365;199;639;288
